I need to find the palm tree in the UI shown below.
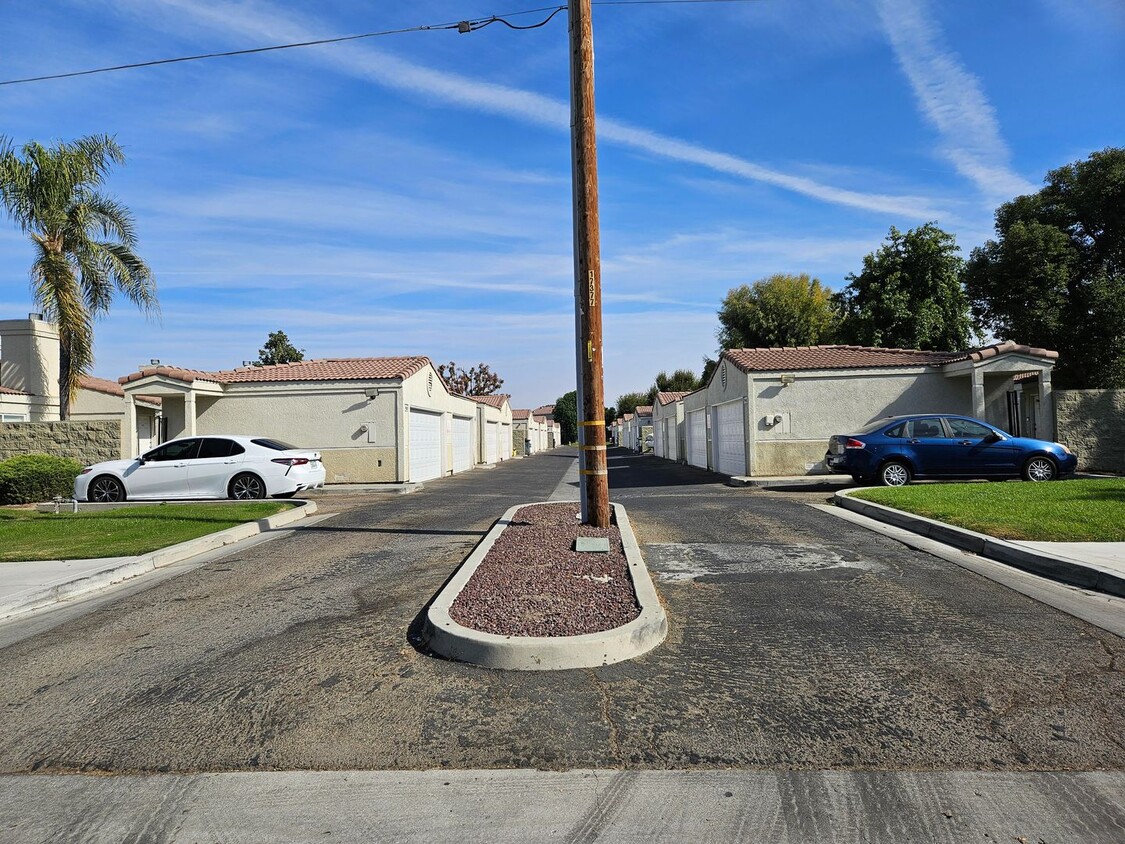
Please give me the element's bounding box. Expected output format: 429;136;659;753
0;135;158;419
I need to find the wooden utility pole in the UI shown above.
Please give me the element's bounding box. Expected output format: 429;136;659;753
568;0;610;528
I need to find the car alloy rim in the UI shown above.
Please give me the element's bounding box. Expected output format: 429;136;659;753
233;477;262;499
92;480;119;502
1028;459;1053;481
884;464;908;486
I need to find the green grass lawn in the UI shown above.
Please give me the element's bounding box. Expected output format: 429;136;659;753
0;502;293;562
850;478;1125;542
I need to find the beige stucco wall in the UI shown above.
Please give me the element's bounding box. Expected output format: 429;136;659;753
70;388;160;458
193;383;403;483
0;318;60;420
1056;389;1125;472
750;367;968;475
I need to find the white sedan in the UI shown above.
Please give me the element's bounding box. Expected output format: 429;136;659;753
74;435;326;502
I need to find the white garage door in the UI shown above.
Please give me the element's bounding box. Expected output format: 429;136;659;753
452;416;472;473
409;410;443;482
714;400;746;476
500;424;511;461
485;422;498;464
687;410;707;468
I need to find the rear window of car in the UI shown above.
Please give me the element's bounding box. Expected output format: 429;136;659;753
854;418;898;435
199;438;245;458
884;423;908;438
251;438;298;451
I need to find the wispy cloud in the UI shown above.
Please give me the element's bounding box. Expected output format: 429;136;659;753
875;0;1037;202
123;0;947;219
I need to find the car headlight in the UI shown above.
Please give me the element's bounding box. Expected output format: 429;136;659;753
1060;444;1073;455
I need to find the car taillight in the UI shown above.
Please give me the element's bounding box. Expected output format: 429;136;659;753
844;438;866;449
271;457;309;466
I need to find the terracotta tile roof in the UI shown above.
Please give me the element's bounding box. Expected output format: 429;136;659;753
466;393;511;409
634;405;653;416
532;404;555;417
721;342;1059;374
655;391;691;406
512;409;531;420
622;413;634;421
946;341;1059;363
0;385;28;395
119;356;432;386
79;375;162;406
722;346;953;372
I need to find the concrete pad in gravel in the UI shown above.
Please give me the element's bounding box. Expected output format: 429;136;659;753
424;501;667;670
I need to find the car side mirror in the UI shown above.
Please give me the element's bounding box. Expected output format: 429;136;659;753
984;432;1002;443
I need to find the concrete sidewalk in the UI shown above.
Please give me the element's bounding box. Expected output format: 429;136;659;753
0;501;320;621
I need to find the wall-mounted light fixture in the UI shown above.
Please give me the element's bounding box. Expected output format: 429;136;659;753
779;373;796;386
149;359;161;366
363;387;380;399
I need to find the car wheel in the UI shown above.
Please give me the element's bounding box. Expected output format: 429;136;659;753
1023;456;1057;482
879;461;911;487
89;475;126;503
229;473;266;500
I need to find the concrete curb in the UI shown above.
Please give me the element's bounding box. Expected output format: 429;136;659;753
0;501;318;620
425;501;668;671
833;489;1125;598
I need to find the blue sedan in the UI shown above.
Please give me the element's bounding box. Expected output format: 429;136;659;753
824;414;1078;486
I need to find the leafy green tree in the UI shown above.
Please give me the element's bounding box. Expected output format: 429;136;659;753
553;391;577;444
604;406;618;426
717;273;837;350
615;392;648;416
701;356;718;385
0;135;157;419
646;368;702;404
835;223;976;351
437;361;504;395
963;147;1125;388
254;330;305;366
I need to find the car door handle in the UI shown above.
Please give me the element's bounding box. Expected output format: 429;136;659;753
223;460;237;464
909;438;922;443
172;462;187;467
958;440;974;446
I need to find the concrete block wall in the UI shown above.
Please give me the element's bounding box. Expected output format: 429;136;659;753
1055;389;1125;473
0;421;121;464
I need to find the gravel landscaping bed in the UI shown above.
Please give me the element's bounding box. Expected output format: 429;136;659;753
449;502;641;637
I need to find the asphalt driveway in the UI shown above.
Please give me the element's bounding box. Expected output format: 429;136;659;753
0;448;1121;775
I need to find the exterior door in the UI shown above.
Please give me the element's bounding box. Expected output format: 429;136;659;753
408;410;443;482
687;410;707;468
500;424;511;461
452;417;472;473
136;415;153;455
713;400;746;476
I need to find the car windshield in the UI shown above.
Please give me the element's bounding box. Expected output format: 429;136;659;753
250;438;299;451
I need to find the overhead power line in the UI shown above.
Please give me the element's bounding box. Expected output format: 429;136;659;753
0;0;765;87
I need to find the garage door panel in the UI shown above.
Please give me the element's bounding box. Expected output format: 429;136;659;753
485;422;498;464
687;410;707;468
452;417;472;473
409;410;443;482
714;401;746;476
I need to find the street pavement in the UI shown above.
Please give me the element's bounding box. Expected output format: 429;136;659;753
0;447;1122;841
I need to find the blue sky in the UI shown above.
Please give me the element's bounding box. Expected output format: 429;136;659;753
1;0;1122;410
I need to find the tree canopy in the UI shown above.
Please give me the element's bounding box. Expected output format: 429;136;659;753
834;223;976;351
717;273;836;350
615;392;649;416
437;361;504;396
553;391;577;444
254;330;304;366
0;134;157;418
963;147;1125;388
646;369;702;404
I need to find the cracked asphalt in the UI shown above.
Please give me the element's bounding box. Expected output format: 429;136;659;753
0;447;1121;774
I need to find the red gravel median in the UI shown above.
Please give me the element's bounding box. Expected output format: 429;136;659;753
449;502;641;637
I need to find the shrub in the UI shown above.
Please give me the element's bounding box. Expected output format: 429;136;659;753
0;454;85;505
